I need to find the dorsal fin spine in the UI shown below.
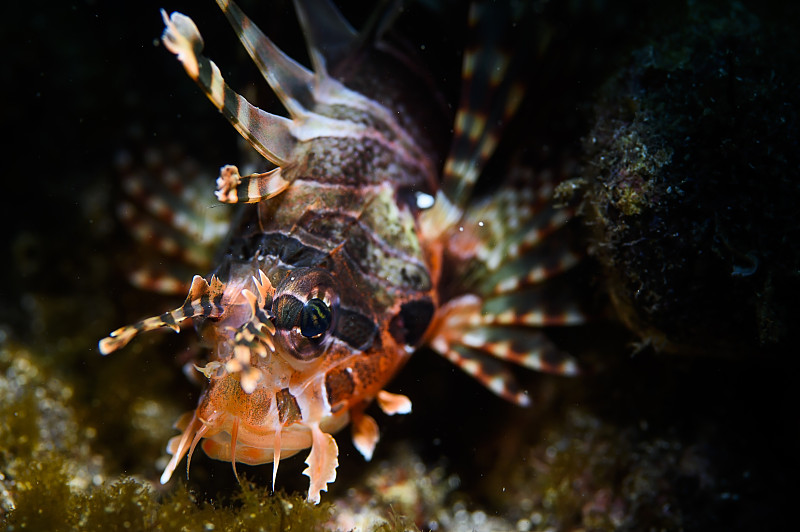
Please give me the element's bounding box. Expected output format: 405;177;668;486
215;0;315;115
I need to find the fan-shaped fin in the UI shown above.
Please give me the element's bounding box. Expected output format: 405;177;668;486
115;148;231;295
120;166;226;243
98;275;226;354
482;225;583;296
127;266;191;296
292;0;357;75
420;3;528;240
501;207;574;261
448;180;573;269
435;343;531;406
118;200;213;266
482;281;588;328
426;294;579;380
440;2;526;210
459;325;579;376
161;10;297;166
215;0;315;114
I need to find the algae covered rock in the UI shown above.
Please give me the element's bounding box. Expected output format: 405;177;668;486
583;2;800;355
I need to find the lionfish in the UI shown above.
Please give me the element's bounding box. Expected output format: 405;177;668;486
100;0;584;503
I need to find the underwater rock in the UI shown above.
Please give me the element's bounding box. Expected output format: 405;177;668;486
583;2;800;355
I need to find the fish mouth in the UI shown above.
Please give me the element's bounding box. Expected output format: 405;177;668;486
161;401;350;488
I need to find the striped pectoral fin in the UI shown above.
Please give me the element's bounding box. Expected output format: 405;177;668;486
303;422;339;504
115;149;232;296
120;159;228;251
481;280;589;329
118;198;214;267
438;343;531;407
426;293;581;404
459;325;579;377
126;265;193;296
425;295;529;405
98;275;226;355
161;10;297;167
445;179;577;274
440;3;527;207
482;225;584;297
215;165;289;204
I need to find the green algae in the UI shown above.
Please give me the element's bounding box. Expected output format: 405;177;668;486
4;463;334;532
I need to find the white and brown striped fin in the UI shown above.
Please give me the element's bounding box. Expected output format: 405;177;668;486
425;187;585;395
161;9;298;167
449;181;577;273
425;294;579;405
99;275;226;355
432;154;587;380
214;165;290;204
215;0;315;114
431;329;532;406
482;233;582;296
118;196;216;269
163;1;428;206
420;1;526;239
116;149;231;294
126;266;192;296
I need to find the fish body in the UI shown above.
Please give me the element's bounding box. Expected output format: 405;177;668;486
100;0;584;503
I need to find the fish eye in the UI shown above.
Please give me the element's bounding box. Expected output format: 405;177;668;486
272;267;339;362
300;298;333;338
